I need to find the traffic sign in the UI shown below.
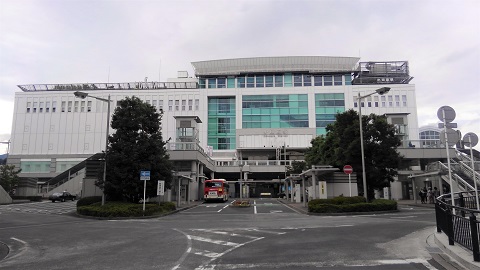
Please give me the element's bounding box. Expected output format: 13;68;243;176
343;165;353;175
140;170;151;181
157;180;165;196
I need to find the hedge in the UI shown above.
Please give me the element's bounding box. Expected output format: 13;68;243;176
76;196;103;207
308;198;397;213
77;201;176;218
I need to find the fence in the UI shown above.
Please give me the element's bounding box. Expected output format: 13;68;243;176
435;191;480;261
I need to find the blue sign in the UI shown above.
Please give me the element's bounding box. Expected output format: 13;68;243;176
140;170;151;181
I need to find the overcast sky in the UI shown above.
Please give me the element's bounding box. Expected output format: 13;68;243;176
0;0;479;153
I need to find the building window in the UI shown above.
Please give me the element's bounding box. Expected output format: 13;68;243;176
27;102;31;113
87;101;92;112
256;76;264;88
39;102;44;113
218;138;230;150
218;118;230;133
33;102;37;113
265;76;273;87
314;75;322;86
158;100;163;111
293;74;302;87
381;96;386;107
217;78;226;88
195;99;199;110
274;75;283;87
374;96;379;107
175;100;179;111
80;101;85;112
52;101;56;112
237;77;245;88
199;78;206;89
168;100;173;111
188;99;193;110
61;101;66;112
367;97;372;107
68;101;72;112
246;76;255;88
46;101;50;113
208;78;216;89
402;95;407;106
181;100;186;111
303;75;312;86
333;75;342;86
74;101;79;112
324;76;333;86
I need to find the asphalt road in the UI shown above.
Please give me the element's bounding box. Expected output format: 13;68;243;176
0;198;447;270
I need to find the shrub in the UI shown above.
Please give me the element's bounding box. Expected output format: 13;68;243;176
308;197;397;213
77;196;103;207
77;201;176;218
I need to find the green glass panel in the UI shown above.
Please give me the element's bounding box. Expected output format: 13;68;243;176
284;73;293;87
335;93;345;99
299;107;308;114
271;122;280;128
227;78;235;88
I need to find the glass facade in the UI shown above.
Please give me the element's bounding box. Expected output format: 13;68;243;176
315;93;345;135
21;161;50;173
199;74;351;89
242;94;308;128
420;130;440;147
208;97;236;150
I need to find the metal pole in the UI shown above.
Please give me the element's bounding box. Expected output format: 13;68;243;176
442;108;454;208
143;179;147;212
349;173;352;197
358;92;368;201
101;95;111;206
468;135;479;210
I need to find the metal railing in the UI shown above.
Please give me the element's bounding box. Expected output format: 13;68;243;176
435;191;480;261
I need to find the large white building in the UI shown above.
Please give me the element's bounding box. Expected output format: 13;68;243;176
7;56;422;200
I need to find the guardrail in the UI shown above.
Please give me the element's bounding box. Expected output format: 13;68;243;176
435;191;480;261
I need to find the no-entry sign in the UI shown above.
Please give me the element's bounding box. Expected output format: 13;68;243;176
343;165;353;175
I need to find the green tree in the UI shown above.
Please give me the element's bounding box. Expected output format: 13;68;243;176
102;96;173;202
305;109;402;199
286;160;307;176
0;164;21;194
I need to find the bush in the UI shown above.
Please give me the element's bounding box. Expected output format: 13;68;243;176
308;197;397;213
77;196;103;207
77;201;176;218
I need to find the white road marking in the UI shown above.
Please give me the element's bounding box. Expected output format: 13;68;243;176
191;248;222;258
191;229;258;239
217;205;229;212
189;236;239;246
390;215;417;219
171;229;193;270
254;200;257;214
247;228;286;235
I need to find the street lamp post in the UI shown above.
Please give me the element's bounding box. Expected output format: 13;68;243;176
74;91;111;206
357;87;391;201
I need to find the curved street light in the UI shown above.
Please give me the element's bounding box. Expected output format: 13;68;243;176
74;91;112;206
357;87;391;201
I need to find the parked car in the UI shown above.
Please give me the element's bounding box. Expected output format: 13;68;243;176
49;192;76;202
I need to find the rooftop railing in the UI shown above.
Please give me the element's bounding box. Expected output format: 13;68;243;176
17;81;198;92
